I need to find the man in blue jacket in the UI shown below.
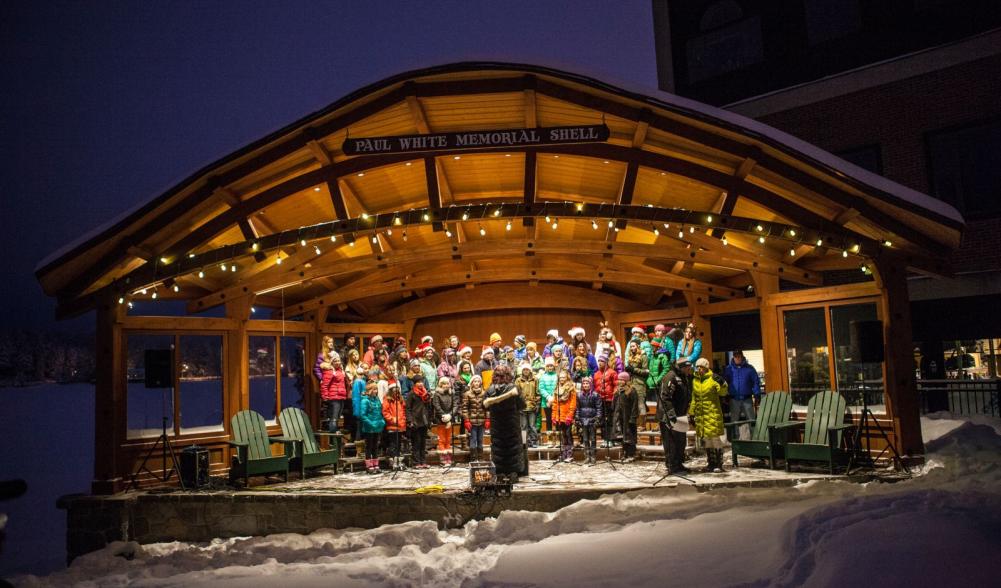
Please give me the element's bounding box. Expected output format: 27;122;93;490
723;350;760;440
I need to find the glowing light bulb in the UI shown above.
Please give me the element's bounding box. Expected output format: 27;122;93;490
607;220;614;228
160;257;169;264
689;226;695;234
758;236;766;244
756;224;764;232
386;228;392;236
678;230;684;238
545;215;551;223
393;216;402;226
127;301;133;309
789;249;796;256
361;212;369;220
883;240;893;247
506;221;512;231
445;230;453;238
251;242;258;251
493;208;501;217
706;215;713;224
300;239;307;246
349;240;355;247
230;264;237;272
371;235;378;244
140;288;147;295
151;290;158;299
314;245;321;255
118;296;125;304
789;229;796;237
188;253;196;258
722;237;728;246
842;250;849;258
330;235;337;242
479;226;486;236
462;211;469;221
198;270;205;278
551;219;558;230
653;227;659;236
276;257;282;265
592;220;598;230
423;213;430;222
816;239;823;246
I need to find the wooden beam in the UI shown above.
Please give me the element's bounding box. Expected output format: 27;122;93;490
632;109;651;147
187;237;810;313
238;219;259;241
424;156;442;211
380;283;649;321
325;180;348;220
523;151;537;206
307;140;332;166
284;265;742;315
126;245;155;261
213;186;240;207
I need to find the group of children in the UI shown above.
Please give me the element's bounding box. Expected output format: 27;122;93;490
313;322;721;474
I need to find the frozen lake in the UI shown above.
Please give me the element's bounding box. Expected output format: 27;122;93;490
0;383;94;578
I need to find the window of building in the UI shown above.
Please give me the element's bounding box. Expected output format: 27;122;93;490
126;333;225;438
836;144;883;175
782;301;883;410
178;335;224;433
249;335;277;422
805;0;862;45
249;334;307;421
927;118;1001;217
686;2;763;83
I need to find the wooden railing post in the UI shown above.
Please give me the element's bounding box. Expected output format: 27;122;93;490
751;273;784;392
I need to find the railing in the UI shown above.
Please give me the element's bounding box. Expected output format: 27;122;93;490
790;382;884;409
918;379;1001;417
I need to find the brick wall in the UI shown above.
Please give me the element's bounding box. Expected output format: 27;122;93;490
755;54;1001;273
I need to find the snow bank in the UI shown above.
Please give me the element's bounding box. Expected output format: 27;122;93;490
12;414;1001;587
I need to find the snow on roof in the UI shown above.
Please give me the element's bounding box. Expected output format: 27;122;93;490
37;60;962;276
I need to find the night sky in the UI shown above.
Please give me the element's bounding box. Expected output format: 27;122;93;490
0;1;656;332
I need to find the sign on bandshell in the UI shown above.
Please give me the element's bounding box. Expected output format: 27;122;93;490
342;124;610;156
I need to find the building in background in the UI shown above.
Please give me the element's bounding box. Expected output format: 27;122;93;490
654;0;1001;383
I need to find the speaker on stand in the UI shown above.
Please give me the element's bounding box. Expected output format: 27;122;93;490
847;320;907;474
128;349;186;491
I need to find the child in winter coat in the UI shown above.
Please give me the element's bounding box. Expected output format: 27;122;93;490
537;356;559;436
675;323;702;365
406;375;431;469
593;355;617;445
551;370;578;462
624;340;651;410
691;357;728;472
351;364;371;440
359;381;385;474
514;362;540;448
575;376;603;465
612;372;641;460
382;382;407;468
462;375;489;461
319;352;348;433
432;376;457;466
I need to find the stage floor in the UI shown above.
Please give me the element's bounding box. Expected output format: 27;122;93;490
260;447;838;494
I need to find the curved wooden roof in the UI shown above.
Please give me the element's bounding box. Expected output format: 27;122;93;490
36;62;963;319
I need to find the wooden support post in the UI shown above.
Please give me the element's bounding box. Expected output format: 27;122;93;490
224;296;255;436
874;254;924;456
92;293;126;494
751;272;784;392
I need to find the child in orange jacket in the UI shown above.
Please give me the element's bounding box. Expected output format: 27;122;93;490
551;370;578;462
381;381;407;468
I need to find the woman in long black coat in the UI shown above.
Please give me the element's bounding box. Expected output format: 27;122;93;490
483;364;528;478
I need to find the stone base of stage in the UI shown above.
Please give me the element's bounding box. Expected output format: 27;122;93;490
59;450;861;563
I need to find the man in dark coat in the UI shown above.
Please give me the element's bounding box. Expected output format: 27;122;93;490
484;364;528;479
658;359;693;473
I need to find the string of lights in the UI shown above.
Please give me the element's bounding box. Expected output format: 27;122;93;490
112;200;891;304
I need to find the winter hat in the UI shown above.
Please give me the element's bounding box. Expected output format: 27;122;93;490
546;329;560;340
423;345;436;356
393;345;408;357
415;342;429;356
519;361;533;373
421;335;434;345
597;354;608;364
526;341;538;351
654;324;666;334
409;358;421;368
631;325;645;335
470;375;483;386
438;376;451;387
489;332;503;345
458;345;473;357
617;371;631;381
514;334;527;346
568;326;585;339
481;346;495;358
502;345;513;354
388;380;400;390
444;348;456;357
695;357;711;370
676;358;692;369
544;356;556;367
370;334;384;344
328;351;341;362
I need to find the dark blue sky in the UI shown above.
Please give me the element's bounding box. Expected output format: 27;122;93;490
0;1;657;331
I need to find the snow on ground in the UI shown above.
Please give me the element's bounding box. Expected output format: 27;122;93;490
11;412;1001;587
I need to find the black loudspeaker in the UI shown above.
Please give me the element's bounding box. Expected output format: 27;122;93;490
850;320;885;363
180;445;209;488
144;349;174;388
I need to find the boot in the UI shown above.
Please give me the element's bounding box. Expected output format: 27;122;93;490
715;449;725;473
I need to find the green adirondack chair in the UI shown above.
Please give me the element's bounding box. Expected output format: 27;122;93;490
278;407;341;477
774;391;855;475
228;410;293;486
729;391;793;469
